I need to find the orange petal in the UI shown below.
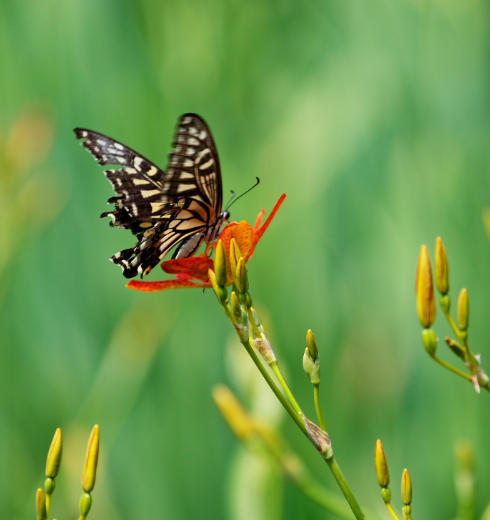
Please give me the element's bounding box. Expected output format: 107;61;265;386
254;193;286;240
161;255;213;282
127;279;211;292
220;221;255;261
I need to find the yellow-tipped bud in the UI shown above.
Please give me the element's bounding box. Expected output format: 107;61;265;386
214;240;228;288
401;468;412;505
82;425;100;493
232;257;244;294
79;492;92;518
306;329;318;360
36;488;47;520
415;245;436;327
208;269;228;305
375;439;390;488
212;385;255;440
236;257;249;295
435;237;449;295
229;238;242;278
457;288;469;332
422;328;437;356
45;428;62;479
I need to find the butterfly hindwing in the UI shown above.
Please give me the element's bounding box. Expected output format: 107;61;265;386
74;114;226;278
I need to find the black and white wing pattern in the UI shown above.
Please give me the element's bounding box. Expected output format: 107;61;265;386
74;114;229;278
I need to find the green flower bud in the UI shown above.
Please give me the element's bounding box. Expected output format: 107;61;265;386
375;439;389;488
381;487;391;505
45;428;62;479
303;348;320;385
230;291;241;322
79;492;92;518
435;237;449;295
44;477;55;495
422;328;437;356
457;288;469;332
82;425;99;493
416;245;436;327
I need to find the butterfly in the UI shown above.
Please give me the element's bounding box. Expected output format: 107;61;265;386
74;114;229;278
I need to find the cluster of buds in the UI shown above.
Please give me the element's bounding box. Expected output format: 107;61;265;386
209;238;276;368
375;440;412;520
36;425;100;520
415;238;489;392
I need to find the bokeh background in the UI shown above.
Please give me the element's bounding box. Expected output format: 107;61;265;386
1;1;490;519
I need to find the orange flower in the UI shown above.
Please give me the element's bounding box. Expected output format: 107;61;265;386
127;194;286;292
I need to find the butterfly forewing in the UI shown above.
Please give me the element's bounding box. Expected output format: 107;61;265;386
168;114;222;210
74;114;226;278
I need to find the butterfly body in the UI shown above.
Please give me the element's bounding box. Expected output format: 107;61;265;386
75;114;228;278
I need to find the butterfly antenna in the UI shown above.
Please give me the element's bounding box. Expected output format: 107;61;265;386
225;177;260;211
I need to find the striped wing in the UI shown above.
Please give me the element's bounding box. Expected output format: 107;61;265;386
74;114;224;278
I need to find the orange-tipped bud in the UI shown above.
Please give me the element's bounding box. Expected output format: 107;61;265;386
375;439;390;488
82;425;100;493
45;428;62;479
457;288;469;332
415;245;436;327
435;237;449;295
401;468;412;505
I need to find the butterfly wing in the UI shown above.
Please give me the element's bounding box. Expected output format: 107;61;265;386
74;114;224;278
167;113;222;212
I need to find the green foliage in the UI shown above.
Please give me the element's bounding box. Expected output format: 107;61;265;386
1;1;490;518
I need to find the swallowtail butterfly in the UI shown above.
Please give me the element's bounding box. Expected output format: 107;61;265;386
74;114;229;278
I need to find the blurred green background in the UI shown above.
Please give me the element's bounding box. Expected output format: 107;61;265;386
1;0;490;519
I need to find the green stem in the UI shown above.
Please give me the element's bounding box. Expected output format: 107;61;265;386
246;307;303;414
230;303;366;519
431;354;473;381
240;337;307;435
314;384;327;431
443;308;468;352
386;502;401;520
326;457;366;520
270;361;303;415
